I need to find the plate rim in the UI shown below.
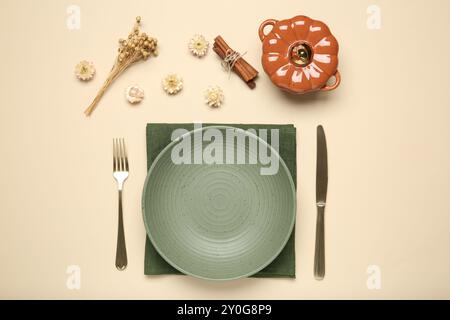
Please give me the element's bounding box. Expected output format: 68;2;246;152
141;125;296;281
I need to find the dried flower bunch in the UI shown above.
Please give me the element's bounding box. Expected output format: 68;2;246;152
162;74;183;95
204;86;224;108
84;16;158;116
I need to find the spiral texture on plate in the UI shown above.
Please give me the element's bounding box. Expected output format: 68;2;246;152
142;126;296;280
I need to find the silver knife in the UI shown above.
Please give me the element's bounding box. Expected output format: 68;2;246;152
314;125;328;280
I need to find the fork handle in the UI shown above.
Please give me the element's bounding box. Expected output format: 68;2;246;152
115;190;127;270
314;206;325;280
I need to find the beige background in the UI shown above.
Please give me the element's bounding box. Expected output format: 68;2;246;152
0;0;449;299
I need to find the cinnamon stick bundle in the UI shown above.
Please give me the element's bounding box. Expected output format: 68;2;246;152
213;35;258;89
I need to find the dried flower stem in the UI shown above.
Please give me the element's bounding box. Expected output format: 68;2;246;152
84;17;157;116
84;63;127;116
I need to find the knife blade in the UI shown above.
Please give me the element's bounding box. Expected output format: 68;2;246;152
314;125;328;280
316;125;328;205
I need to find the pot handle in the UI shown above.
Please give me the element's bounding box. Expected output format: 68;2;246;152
259;19;278;41
321;70;341;92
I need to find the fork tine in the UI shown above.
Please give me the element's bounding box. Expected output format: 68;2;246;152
122;138;126;171
117;138;121;171
120;138;127;171
113;139;117;171
116;139;122;171
117;138;122;171
122;139;129;171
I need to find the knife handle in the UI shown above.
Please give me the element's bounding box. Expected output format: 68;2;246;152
314;205;325;280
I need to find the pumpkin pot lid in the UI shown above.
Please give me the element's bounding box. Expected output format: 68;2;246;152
259;15;340;94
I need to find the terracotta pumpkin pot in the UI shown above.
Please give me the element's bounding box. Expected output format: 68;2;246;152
259;15;341;94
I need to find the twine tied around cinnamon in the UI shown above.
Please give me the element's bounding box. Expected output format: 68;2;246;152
221;49;247;77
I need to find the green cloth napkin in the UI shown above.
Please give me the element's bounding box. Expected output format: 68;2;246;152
144;123;297;278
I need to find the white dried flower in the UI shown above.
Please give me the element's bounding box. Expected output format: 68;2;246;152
188;34;209;57
75;60;95;81
204;86;224;108
162;74;183;95
125;85;144;104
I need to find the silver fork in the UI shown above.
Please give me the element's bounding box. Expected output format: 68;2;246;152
113;138;129;270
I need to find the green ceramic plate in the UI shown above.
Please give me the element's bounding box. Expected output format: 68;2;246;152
142;126;296;280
